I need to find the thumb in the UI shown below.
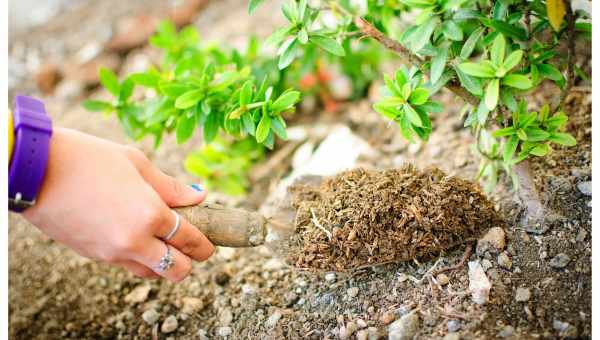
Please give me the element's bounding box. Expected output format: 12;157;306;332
132;156;206;207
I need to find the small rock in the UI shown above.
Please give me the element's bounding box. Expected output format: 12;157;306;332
477;227;506;254
498;325;515;338
182;297;204;314
141;309;159;325
347;287;360;298
283;292;299;306
346;321;358;335
357;319;368;329
265;310;282;328
436;273;449;285
106;14;159;53
325;273;337;282
388;312;419;340
36;63;62;94
219;309;233;326
468;261;492;305
447;320;461;332
576;229;587;242
263;258;285;271
380;311;396;325
196;328;209;340
549;253;571;269
161;315;178;334
367;327;380;340
498;252;513;270
55;80;83;101
443;333;460;340
553;319;578;338
124;284;151;304
242;284;256;295
481;259;493;271
356;329;369;340
515;287;531;302
577;181;592;196
217;326;232;337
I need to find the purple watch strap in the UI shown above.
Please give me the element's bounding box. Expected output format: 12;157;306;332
8;96;53;212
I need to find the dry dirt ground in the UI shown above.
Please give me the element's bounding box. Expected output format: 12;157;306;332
8;0;591;339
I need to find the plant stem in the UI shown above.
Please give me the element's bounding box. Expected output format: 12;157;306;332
512;159;546;226
559;0;576;108
354;17;480;107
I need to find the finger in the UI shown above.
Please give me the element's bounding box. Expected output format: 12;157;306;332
127;148;206;207
116;260;160;279
156;211;215;261
133;237;193;283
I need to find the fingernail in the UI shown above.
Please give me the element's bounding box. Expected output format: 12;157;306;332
190;184;203;192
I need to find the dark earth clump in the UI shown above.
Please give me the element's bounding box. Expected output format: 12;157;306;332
289;165;503;271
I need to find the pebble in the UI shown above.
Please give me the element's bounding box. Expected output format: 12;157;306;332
436;273;449;285
498;252;513;270
124;284;151;304
181;297;204;314
515;287;531;302
283;291;299;306
498;325;515;338
443;333;460;340
388;312;419;340
356;329;369;340
340;321;358;339
214;271;231;286
196;329;209;340
477;227;506;254
481;259;493;271
468;261;492;305
553;319;578;338
576;229;587;242
357;319;368;328
367;327;380;340
577;181;592;196
447;320;461;333
217;326;232;337
325;273;337;282
241;284;256;295
549;253;571;269
263;258;285;271
141;309;159;325
265;310;282;328
219;308;233;326
380;311;396;324
347;287;360;298
161;315;178;334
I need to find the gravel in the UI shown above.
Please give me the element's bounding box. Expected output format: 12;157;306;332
515;287;531;302
447;320;461;332
217;326;232;337
498;252;513;270
577;181;592;196
498;325;515;338
347;287;360;298
141;309;159;325
161;315;178;334
388;312;419;340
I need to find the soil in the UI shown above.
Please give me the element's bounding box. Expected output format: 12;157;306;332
288;166;502;271
8;1;592;339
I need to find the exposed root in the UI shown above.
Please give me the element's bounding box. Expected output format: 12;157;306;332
431;243;473;277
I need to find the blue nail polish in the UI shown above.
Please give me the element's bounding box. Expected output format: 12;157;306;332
190;184;204;192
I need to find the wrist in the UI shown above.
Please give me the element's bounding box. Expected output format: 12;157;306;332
8;96;53;212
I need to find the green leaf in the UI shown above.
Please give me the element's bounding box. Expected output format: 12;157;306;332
310;35;345;56
256;113;272;143
548;132;576;146
412;17;438;52
395;69;408;87
529;143;549;156
545;112;568;130
460;27;484;59
241;113;256;136
538;63;564;81
454;66;483;96
502;50;523;71
442;20;463;41
500;90;518;112
493;126;517;137
175;89;205;109
485;19;528;41
203;112;220;143
503;135;519;162
525;127;550;142
239;80;253;106
502;74;532;89
484;79;500;110
271;91;301;112
398;115;414;142
418;101;443;113
517;129;528;140
266;27;291;46
430;48;448;84
271;115;288;140
248;0;265;14
176;113;197;144
401;83;412;100
298;28;309;44
130;71;160;87
490;34;506;66
403;104;423;127
278;38;299;69
477;99;491;124
83;100;113;113
459;62;496;78
409;88;429;105
99;67;120;97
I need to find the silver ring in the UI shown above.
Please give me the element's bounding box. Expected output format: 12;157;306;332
154;243;174;273
164;210;181;240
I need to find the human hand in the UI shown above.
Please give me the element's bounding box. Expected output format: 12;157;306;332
22;128;215;282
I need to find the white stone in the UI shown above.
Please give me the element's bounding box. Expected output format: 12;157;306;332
468;261;492;305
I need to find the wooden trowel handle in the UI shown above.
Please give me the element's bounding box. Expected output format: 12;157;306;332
174;203;267;247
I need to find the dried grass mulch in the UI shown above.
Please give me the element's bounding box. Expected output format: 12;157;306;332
288;165;503;271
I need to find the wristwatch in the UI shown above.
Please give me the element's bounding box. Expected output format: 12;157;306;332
8;96;53;212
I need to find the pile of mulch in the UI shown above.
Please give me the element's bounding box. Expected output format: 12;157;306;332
288;165;503;271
